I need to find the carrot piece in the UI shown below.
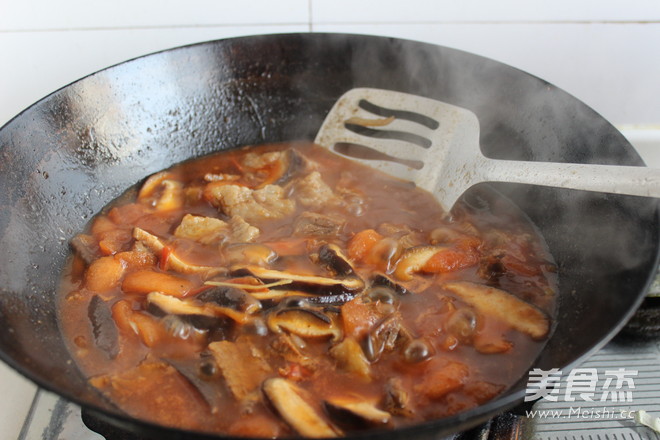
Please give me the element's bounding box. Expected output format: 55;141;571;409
110;300;164;347
422;248;479;273
97;229;133;255
416;361;469;399
341;297;381;339
114;250;157;271
122;270;195;297
90;215;116;236
130;312;164;347
107;203;150;225
92;215;133;255
347;229;383;262
110;300;135;333
85;256;126;292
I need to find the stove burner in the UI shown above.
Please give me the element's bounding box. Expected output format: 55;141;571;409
79;408;510;440
81;409;150;440
620;296;660;339
20;337;660;440
77;402;535;440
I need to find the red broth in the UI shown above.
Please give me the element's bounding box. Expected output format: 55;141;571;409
58;142;557;437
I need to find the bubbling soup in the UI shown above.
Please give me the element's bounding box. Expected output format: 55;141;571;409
59;142;556;437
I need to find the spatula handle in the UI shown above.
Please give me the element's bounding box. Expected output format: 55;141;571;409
482;158;660;199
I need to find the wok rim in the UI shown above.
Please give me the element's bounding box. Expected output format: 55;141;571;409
0;32;658;439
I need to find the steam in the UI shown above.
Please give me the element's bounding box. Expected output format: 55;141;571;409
299;34;658;367
331;33;656;265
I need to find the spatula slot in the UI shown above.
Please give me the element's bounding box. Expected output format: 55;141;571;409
333;142;424;170
344;123;432;149
358;99;439;130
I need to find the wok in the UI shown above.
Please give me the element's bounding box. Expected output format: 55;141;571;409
0;33;657;439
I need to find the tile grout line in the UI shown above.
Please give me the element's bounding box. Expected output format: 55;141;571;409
0;22;309;33
17;389;42;440
308;0;314;32
2;19;659;34
312;19;660;25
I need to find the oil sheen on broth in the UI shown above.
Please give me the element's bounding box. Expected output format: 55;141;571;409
58;142;557;437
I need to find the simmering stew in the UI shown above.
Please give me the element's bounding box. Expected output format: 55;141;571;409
59;143;557;437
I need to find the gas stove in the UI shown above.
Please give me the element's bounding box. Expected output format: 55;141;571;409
15;315;660;439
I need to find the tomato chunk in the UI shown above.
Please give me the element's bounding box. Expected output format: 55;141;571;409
341;297;381;339
422;248;479;273
347;229;383;262
416;361;469;399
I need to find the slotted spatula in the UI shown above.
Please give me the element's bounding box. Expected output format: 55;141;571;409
314;88;660;210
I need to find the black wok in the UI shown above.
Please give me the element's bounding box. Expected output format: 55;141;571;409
0;33;657;439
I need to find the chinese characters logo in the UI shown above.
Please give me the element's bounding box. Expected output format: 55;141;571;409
525;367;637;402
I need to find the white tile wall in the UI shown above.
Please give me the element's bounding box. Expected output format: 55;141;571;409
312;0;660;22
1;1;660;437
313;22;660;126
0;0;310;30
2;0;659;129
0;25;308;127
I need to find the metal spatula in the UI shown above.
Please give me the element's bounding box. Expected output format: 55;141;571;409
314;88;660;210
